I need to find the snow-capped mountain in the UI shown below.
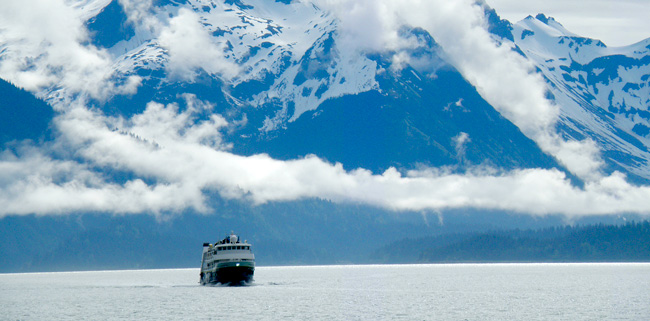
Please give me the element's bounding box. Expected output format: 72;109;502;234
4;0;650;272
88;0;380;122
62;0;560;173
2;0;649;190
493;13;650;182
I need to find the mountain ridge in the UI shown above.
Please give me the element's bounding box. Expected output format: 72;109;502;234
1;1;650;272
76;0;569;175
486;12;650;182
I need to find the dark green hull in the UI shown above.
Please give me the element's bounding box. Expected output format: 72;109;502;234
201;262;255;285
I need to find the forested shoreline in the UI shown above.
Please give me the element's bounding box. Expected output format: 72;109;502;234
372;222;650;263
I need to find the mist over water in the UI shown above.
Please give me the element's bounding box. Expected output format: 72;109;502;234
1;264;649;320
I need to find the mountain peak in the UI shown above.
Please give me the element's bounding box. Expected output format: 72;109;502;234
523;14;559;26
534;13;551;25
518;13;576;40
511;10;650;182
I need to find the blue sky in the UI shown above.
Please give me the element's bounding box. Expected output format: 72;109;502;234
487;0;650;47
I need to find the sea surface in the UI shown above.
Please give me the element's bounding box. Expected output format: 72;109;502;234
1;263;649;320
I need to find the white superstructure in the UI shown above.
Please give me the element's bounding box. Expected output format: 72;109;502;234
200;232;255;285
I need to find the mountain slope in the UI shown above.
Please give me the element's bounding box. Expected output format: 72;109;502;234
64;0;562;175
3;1;649;183
0;78;54;145
492;13;650;182
2;1;650;272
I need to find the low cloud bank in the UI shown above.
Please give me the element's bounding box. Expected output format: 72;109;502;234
1;96;649;218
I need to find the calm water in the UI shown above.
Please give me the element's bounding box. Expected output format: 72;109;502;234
1;263;649;320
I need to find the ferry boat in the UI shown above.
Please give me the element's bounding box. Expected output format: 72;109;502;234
199;232;255;285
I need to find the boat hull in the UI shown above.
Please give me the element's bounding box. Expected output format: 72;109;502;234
201;261;255;285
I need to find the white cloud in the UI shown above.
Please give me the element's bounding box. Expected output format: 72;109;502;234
118;0;154;25
312;0;606;181
453;132;471;161
0;144;203;215
0;0;140;100
315;0;551;130
539;135;604;180
1;95;650;218
157;8;239;81
316;0;403;53
0;0;242;104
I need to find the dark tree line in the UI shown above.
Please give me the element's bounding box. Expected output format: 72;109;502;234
372;222;650;263
420;222;650;263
